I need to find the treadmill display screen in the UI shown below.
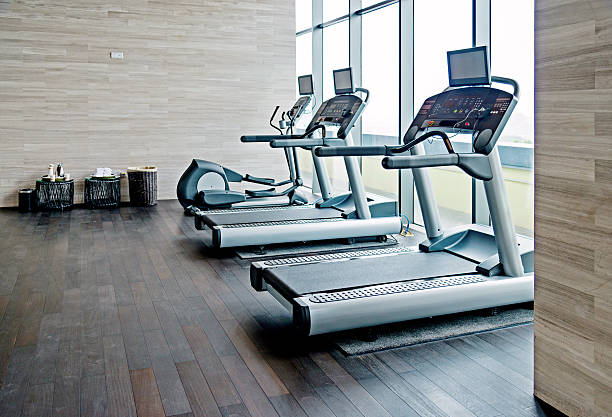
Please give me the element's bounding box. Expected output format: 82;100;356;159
447;46;490;87
298;74;314;96
333;68;354;95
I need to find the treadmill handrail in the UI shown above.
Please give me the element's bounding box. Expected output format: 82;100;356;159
241;134;302;143
242;124;326;144
315;145;388;157
382;153;493;181
491;76;520;99
272;137;347;149
314;131;453;158
271;138;324;148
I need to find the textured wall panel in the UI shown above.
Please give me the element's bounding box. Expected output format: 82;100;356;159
0;0;295;206
534;1;612;415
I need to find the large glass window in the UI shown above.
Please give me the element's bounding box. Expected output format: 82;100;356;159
296;0;312;32
361;0;386;8
361;3;400;200
492;0;534;236
491;0;534;145
413;0;473;229
323;0;349;22
362;4;399;139
322;21;350;190
296;33;312;98
323;21;349;100
294;0;534;235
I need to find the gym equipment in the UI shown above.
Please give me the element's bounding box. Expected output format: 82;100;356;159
193;68;401;248
177;75;315;213
251;46;534;336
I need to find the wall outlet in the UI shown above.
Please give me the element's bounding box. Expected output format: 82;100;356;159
110;51;124;60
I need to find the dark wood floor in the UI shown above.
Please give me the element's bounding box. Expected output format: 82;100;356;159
0;201;549;417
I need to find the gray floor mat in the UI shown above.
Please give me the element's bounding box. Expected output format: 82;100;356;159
333;305;533;356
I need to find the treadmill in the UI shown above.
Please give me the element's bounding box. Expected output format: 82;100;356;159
193;68;402;248
251;47;534;336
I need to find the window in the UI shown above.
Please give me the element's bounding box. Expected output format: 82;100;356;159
322;21;349;100
296;33;312;98
362;3;399;139
491;0;534;145
492;0;534;236
323;0;349;22
361;0;386;7
361;2;400;200
296;0;312;32
321;20;350;190
413;0;473;229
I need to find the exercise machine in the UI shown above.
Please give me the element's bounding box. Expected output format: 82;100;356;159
177;75;315;213
193;68;402;248
251;46;534;335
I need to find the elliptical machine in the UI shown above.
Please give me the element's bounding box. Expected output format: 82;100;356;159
177;75;315;214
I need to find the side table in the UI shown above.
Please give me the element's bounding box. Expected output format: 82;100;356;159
84;177;121;209
36;179;74;211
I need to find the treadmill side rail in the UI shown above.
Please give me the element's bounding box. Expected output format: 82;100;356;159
204;217;402;248
297;274;534;336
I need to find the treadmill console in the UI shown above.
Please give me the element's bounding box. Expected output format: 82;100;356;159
408;87;515;154
287;96;312;119
305;95;363;139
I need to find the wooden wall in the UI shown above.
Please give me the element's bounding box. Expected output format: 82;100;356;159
0;0;295;207
534;0;612;415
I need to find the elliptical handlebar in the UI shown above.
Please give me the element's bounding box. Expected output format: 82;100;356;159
268;106;282;134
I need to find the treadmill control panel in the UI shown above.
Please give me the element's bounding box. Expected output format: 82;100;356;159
409;87;515;154
306;95;364;139
287;96;311;119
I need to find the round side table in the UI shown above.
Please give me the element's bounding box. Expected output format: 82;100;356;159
36;179;74;211
84;177;121;209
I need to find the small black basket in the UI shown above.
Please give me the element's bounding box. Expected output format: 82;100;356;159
84;177;121;209
35;179;74;211
127;166;157;206
18;189;34;212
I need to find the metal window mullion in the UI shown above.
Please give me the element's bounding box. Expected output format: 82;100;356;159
399;0;414;219
311;0;324;193
349;0;362;147
472;0;491;226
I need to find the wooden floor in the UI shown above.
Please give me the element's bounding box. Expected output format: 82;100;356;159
0;201;549;417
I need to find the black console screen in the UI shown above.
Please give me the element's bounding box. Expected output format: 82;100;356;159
305;95;364;139
412;87;513;132
406;86;516;153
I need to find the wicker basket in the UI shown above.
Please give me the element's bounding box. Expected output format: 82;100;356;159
127;166;157;206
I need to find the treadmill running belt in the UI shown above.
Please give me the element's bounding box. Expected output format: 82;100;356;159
263;251;477;299
199;207;342;227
